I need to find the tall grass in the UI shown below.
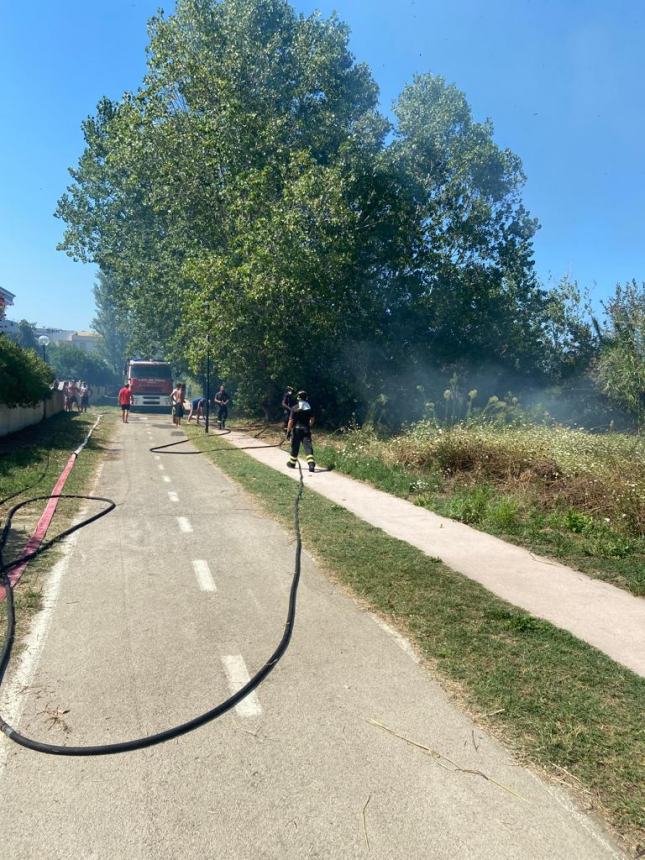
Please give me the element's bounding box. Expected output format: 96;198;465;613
331;423;644;535
316;421;644;595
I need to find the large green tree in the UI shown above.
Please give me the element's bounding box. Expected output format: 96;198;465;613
540;277;597;379
92;271;131;375
16;320;39;352
387;75;546;371
595;281;644;429
47;343;117;386
56;0;552;420
57;0;404;410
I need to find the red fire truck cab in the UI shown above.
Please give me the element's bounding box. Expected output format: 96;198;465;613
126;358;173;411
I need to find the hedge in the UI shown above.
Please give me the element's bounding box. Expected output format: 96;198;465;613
0;334;54;407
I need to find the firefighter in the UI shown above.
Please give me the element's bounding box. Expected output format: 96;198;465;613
287;390;316;473
281;385;296;436
214;384;229;429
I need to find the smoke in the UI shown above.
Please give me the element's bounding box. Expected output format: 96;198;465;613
338;341;634;432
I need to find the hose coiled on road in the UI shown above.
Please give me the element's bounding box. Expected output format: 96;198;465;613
0;425;304;756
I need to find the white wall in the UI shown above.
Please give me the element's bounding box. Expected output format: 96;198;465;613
0;390;65;438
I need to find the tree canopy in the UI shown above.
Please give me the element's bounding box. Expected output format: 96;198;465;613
92;271;130;375
595;281;644;429
16;320;39;352
47;343;118;386
57;0;600;422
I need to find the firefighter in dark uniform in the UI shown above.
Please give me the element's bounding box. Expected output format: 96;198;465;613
286;391;316;473
214;384;229;429
281;386;296;435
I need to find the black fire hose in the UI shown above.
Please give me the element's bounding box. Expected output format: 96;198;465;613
0;428;305;756
149;425;284;456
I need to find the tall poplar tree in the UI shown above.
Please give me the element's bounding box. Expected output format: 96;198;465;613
57;0;553;419
92;271;130;375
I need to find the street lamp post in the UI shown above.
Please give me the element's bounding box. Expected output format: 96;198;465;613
38;335;50;364
37;336;51;421
205;333;211;435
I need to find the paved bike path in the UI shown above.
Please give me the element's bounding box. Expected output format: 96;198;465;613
227;432;645;678
0;418;624;858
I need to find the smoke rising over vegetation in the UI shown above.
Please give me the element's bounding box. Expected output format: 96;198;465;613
57;0;643;430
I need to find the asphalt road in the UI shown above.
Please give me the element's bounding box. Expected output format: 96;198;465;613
0;416;623;859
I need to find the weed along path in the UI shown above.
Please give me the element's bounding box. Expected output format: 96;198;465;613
0;419;626;858
226;431;645;679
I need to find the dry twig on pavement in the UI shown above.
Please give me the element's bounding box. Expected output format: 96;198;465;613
368;718;527;802
362;793;371;851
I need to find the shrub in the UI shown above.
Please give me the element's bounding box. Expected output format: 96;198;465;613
0;334;54;407
564;509;595;534
490;497;521;530
447;486;492;525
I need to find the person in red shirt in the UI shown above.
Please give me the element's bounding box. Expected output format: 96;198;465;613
118;382;133;423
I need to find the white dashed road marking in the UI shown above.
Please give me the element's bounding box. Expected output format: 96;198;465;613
221;656;262;717
154;455;160;461
192;559;216;592
177;516;193;533
168;491;179;503
162;475;171;483
157;464;165;471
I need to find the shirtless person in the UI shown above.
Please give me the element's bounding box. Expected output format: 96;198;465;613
67;380;80;412
171;383;186;425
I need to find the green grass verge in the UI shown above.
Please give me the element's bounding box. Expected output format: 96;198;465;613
187;425;644;849
426;484;644;596
314;435;645;598
0;407;119;637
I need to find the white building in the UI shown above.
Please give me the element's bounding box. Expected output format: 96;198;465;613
0;287;15;321
70;330;102;353
0;288;101;353
33;327;77;345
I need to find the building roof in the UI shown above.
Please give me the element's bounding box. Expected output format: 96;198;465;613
0;287;15;305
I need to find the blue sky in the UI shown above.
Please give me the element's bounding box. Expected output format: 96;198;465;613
1;0;644;330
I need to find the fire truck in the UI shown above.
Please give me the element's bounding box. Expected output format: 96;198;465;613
126;358;173;411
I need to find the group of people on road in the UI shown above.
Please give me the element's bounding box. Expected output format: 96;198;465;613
118;376;316;473
59;380;92;413
177;382;317;473
170;381;317;474
176;382;317;472
117;379;231;428
174;384;229;428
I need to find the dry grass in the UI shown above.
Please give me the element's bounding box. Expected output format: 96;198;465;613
313;422;644;595
336;423;644;535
